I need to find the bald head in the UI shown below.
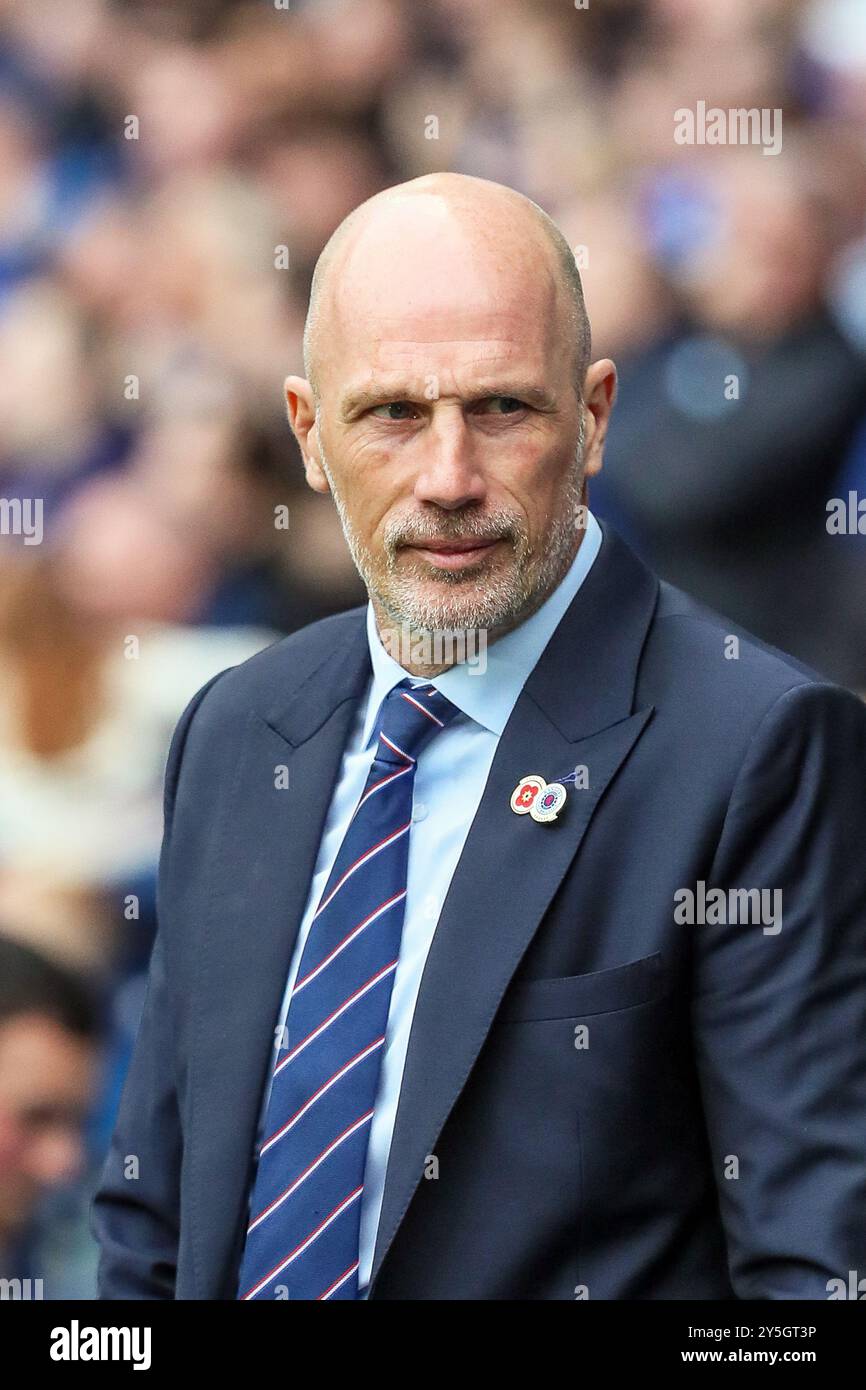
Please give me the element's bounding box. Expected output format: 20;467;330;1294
302;172;591;405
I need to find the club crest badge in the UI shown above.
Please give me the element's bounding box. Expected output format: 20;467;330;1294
531;781;568;822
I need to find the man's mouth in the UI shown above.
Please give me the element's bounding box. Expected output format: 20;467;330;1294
404;538;503;569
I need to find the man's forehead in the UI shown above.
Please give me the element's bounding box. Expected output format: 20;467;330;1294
311;199;567;376
367;311;548;355
331;216;559;327
329;302;557;381
357;302;542;334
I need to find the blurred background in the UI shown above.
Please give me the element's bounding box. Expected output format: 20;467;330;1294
0;0;864;1297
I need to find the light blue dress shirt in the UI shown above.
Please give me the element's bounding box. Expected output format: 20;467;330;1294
255;510;602;1292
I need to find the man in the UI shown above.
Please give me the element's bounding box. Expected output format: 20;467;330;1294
92;172;866;1300
0;935;100;1287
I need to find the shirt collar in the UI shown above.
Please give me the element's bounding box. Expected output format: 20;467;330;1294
362;508;603;746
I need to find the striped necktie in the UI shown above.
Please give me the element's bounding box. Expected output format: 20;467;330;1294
237;677;461;1300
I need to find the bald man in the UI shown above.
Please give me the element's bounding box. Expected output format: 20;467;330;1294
92;173;866;1301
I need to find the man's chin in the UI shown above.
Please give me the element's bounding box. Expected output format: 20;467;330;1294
376;585;521;636
369;546;530;633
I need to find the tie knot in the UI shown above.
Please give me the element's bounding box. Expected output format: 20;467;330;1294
375;677;461;767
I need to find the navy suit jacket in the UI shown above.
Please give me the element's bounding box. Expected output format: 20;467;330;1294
91;521;866;1299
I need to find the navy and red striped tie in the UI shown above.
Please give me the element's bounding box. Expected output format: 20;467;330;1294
237;677;461;1299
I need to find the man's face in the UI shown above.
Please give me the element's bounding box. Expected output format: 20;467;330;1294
289;205;612;641
0;1014;96;1239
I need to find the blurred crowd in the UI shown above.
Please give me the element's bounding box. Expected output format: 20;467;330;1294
1;0;865;1297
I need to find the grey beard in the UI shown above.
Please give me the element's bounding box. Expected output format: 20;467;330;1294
320;415;587;639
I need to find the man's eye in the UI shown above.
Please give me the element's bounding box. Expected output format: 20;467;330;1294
369;402;419;420
478;396;525;414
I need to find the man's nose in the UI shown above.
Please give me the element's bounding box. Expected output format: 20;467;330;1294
413;409;486;511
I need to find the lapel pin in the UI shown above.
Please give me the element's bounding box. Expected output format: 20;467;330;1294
510;773;568;823
510;773;546;816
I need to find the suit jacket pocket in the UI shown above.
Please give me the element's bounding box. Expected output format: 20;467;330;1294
498;952;665;1022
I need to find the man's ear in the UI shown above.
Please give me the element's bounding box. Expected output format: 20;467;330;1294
285;376;330;495
580;359;617;480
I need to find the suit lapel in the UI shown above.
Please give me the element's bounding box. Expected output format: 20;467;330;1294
190;626;372;1295
368;523;659;1289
